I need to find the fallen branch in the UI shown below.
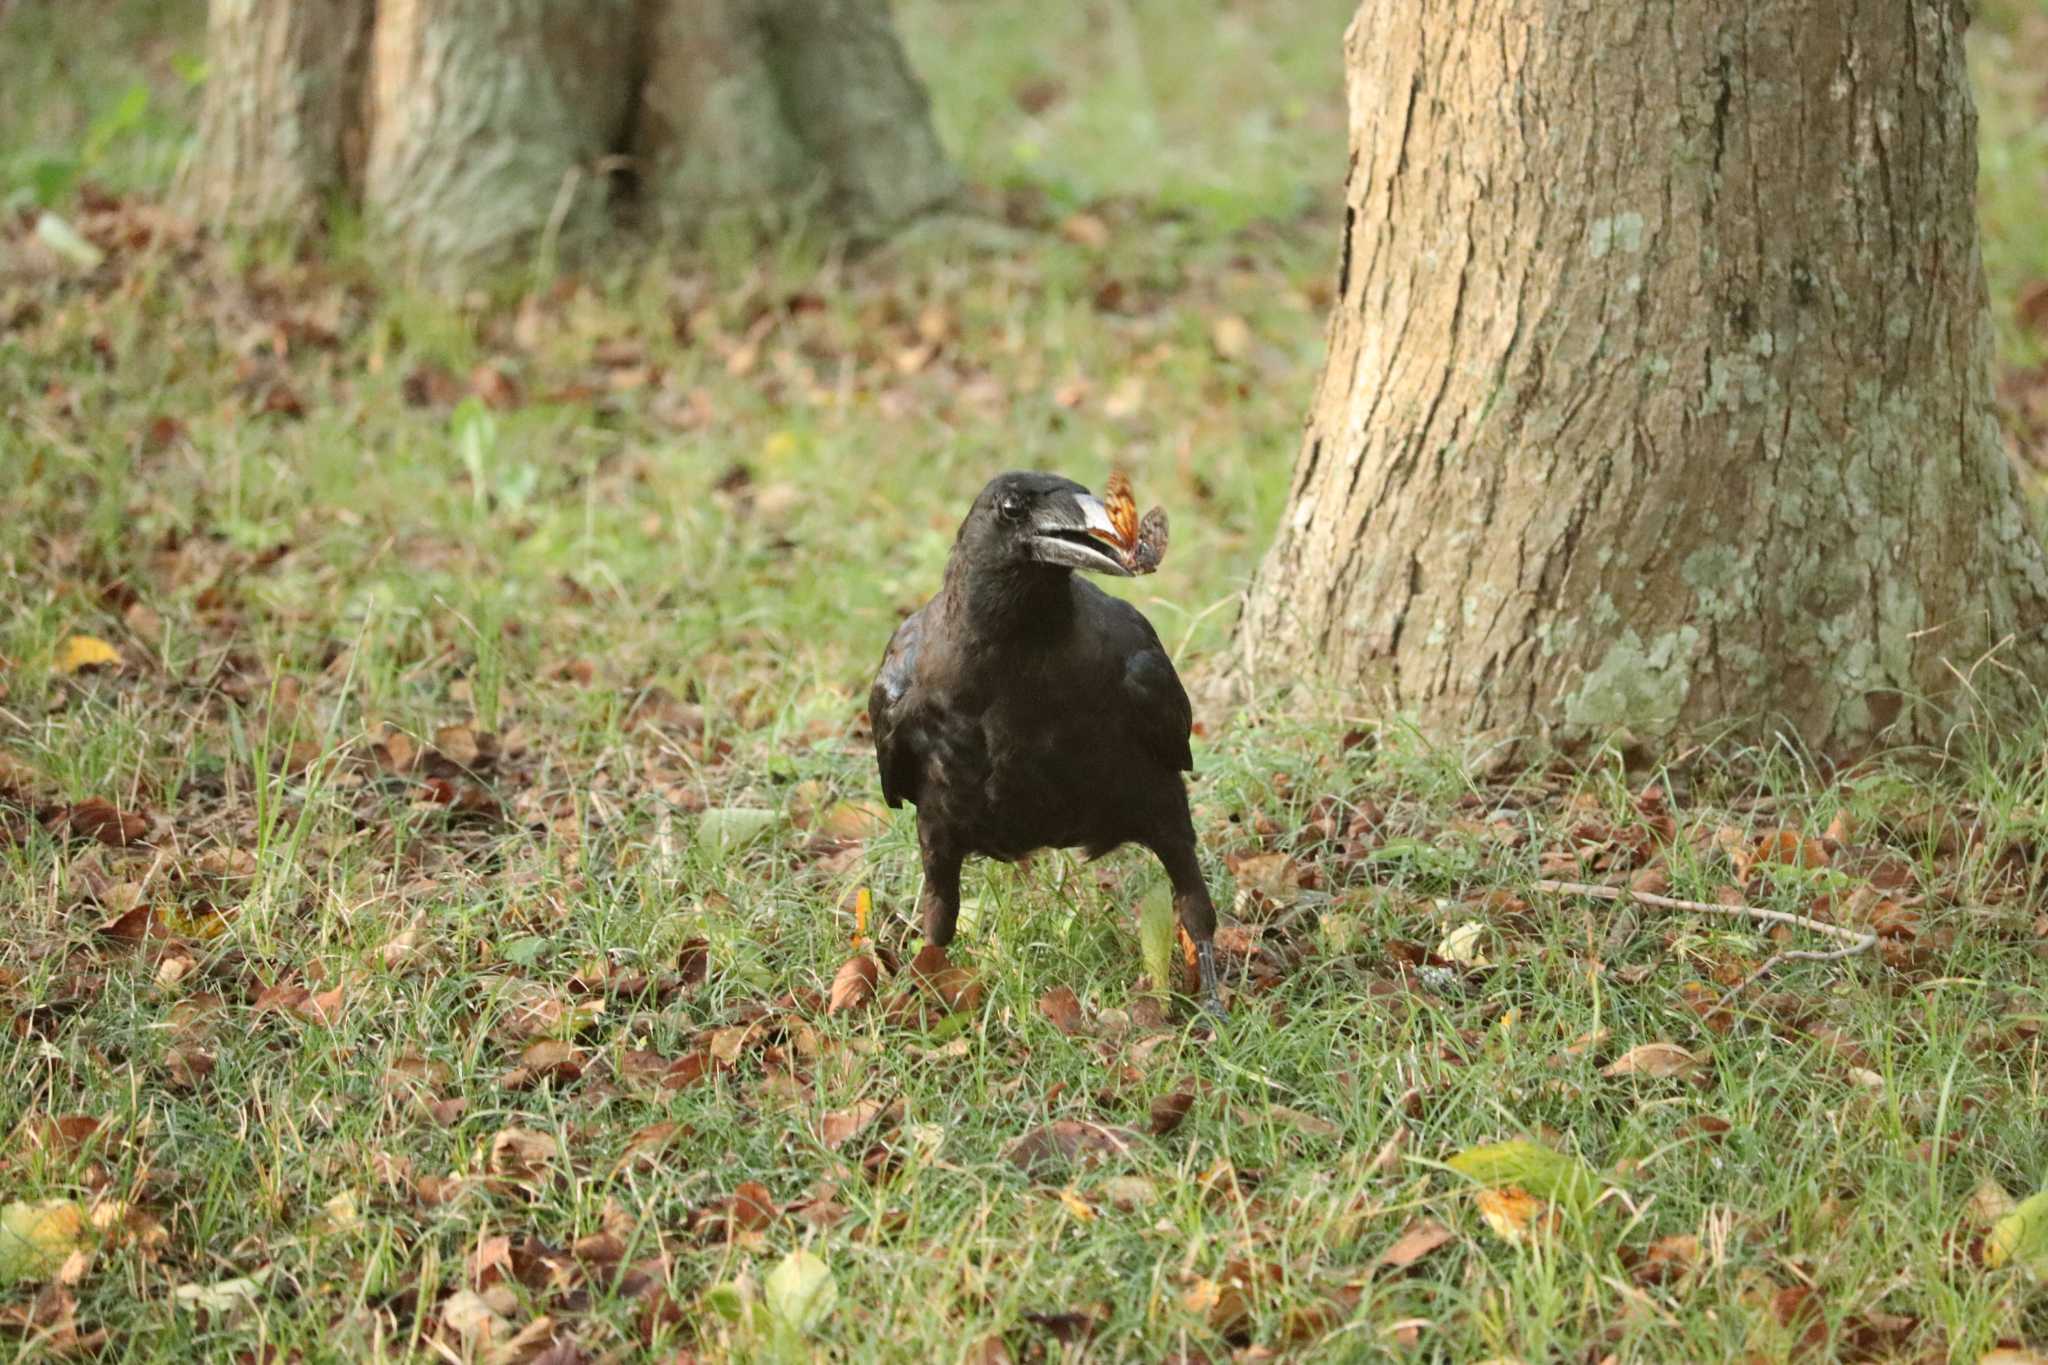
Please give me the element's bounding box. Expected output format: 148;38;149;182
1533;879;1879;999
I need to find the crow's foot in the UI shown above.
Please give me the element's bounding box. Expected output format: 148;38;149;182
1196;940;1227;1021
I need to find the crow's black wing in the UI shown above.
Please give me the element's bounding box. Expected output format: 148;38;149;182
869;604;928;808
1100;596;1195;774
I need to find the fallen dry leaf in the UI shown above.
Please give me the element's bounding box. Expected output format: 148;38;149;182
55;635;119;675
1101;1175;1158;1211
828;955;880;1014
1037;986;1087;1035
1149;1091;1195;1137
0;1200;89;1285
1211;314;1252;360
1628;1233;1700;1286
731;1180;778;1234
1602;1042;1706;1079
1377;1219;1453;1272
1006;1120;1143;1173
1474;1186;1552;1244
61;798;148;847
820;1099;887;1151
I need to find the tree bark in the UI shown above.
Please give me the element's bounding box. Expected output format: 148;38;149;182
1237;0;2048;762
635;0;956;233
364;0;639;270
176;0;373;224
179;0;953;270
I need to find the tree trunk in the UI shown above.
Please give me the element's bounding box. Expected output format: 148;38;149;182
1237;0;2048;762
177;0;373;224
636;0;956;234
179;0;954;271
364;0;640;269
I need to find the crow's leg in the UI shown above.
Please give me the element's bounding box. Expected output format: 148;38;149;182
1151;836;1225;1019
917;823;965;948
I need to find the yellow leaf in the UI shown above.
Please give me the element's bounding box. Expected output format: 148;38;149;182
1137;882;1176;996
56;634;120;675
316;1190;361;1234
0;1200;91;1285
1474;1186;1546;1244
1181;1277;1222;1315
1446;1139;1599;1212
851;886;872;948
1985;1188;2048;1276
1436;920;1490;966
1056;1186;1097;1223
765;1248;836;1333
1211;314;1252;360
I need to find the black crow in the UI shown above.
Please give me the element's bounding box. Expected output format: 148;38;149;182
868;471;1224;1015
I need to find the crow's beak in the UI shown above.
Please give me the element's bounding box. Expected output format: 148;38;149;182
1027;492;1134;576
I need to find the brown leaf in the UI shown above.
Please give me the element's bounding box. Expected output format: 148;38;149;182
1748;828;1828;872
1006;1120;1143;1173
61;798;148;847
1021;1308;1103;1344
828;955;881;1014
661;1050;714;1089
731;1180;777;1232
1149;1090;1195;1136
164;1044;214;1088
1628;1233;1700;1286
515;1039;583;1085
97;904;162;944
619;1121;683;1172
469;363;522;410
1377;1218;1453;1271
816;800;889;841
1037;986;1088;1035
907;943;983;1013
1771;1283;1828;1352
1058;213;1111;249
964;1332;1015;1365
16;1114;104;1156
1266;1105;1341;1139
488;1127;560;1184
820;1099;886;1150
1602;1041;1706;1079
296;986;345;1025
1229;851;1300;900
1629;863;1672;896
2018;277;2048;341
1676;1114;1733;1142
403;363;462;407
432;724;484;768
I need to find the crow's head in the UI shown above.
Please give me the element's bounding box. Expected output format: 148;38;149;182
955;471;1134;578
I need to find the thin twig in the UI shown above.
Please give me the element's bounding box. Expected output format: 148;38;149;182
1534;879;1878;999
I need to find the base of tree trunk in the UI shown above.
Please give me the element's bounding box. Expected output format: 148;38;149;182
1233;0;2048;765
178;0;955;272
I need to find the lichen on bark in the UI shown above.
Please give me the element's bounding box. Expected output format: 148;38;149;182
1236;0;2048;762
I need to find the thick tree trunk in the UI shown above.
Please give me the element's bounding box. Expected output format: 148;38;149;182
179;0;953;270
1238;0;2048;762
636;0;955;233
364;0;639;269
176;0;372;224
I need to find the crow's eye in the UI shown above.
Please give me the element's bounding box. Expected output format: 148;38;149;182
998;495;1027;523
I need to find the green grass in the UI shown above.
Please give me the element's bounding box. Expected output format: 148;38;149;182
5;1;2048;1360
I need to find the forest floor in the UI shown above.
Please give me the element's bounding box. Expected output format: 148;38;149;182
5;2;2048;1361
